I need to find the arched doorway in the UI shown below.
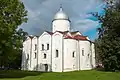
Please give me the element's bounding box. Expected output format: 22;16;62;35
44;64;48;72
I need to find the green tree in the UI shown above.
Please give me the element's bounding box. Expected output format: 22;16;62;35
7;28;28;69
95;0;120;71
0;0;27;69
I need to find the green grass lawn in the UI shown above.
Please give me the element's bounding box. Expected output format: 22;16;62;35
0;70;120;80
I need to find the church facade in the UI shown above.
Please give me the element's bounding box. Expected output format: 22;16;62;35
21;7;96;72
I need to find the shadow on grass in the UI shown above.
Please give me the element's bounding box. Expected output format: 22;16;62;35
0;70;43;79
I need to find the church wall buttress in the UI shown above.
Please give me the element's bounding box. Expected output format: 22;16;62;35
79;41;92;70
64;39;78;72
52;33;63;72
38;32;52;72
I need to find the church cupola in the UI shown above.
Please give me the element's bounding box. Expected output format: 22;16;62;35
53;6;69;20
52;5;70;32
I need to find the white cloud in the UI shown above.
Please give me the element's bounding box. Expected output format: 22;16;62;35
72;19;99;33
20;0;104;39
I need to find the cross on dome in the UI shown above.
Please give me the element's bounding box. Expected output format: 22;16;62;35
59;4;63;12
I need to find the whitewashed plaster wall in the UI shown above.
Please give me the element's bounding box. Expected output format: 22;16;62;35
22;34;96;72
79;40;92;70
22;37;32;70
52;32;63;72
63;39;78;72
91;43;96;68
52;20;70;32
30;37;38;71
21;41;26;70
38;32;52;72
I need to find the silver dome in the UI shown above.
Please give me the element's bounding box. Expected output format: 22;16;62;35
53;7;69;20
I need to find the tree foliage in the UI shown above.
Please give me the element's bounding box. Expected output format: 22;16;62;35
0;0;28;69
95;0;120;71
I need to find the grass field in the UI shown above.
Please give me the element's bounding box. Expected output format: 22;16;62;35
0;70;120;80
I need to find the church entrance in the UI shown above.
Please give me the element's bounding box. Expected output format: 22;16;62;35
44;64;48;72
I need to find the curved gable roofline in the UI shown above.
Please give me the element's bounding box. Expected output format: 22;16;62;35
53;31;84;37
54;31;82;35
36;35;40;38
45;31;54;35
64;34;89;41
26;36;31;40
86;36;90;40
40;31;52;38
24;35;33;41
42;31;82;36
53;31;69;35
70;31;82;35
53;31;64;36
29;35;40;39
28;35;34;39
33;36;39;39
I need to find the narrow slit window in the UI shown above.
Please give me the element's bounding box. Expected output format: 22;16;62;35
88;54;90;57
72;51;75;58
56;50;59;57
27;54;29;60
82;49;84;56
35;52;37;59
35;44;37;50
47;44;49;50
42;44;44;50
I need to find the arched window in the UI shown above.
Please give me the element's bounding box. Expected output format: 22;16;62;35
44;53;46;59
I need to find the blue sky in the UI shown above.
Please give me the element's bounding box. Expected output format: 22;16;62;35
20;0;106;41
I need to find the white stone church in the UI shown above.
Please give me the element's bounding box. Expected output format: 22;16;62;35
21;6;96;72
